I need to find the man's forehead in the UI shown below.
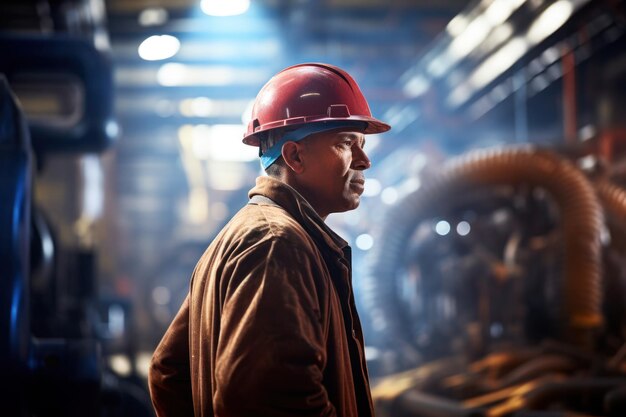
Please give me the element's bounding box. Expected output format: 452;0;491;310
336;130;364;138
332;129;366;141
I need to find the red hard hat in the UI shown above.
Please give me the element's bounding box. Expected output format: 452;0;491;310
243;63;391;146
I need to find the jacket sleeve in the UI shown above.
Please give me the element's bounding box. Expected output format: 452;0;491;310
148;295;195;417
214;237;337;417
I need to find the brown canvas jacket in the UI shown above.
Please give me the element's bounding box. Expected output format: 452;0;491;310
149;176;374;417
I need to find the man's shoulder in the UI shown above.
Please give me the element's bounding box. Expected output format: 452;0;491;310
227;202;313;245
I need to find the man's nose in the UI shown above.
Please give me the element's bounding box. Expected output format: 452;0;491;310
352;146;371;170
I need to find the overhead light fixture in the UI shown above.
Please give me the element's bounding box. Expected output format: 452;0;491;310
138;35;180;61
435;220;451;236
435;0;526;78
448;84;473;108
448;37;528;107
138;8;169;26
403;75;430;98
527;0;574;44
201;0;250;17
449;16;491;62
157;63;187;86
446;14;470;37
484;0;525;26
355;234;375;251
179;97;251;118
156;64;262;87
471;36;528;90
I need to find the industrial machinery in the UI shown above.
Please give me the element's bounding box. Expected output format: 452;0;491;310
365;146;626;417
0;5;154;413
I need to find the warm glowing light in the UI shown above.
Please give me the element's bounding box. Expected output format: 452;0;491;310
446;14;469;37
157;63;187;86
135;352;153;379
484;0;525;26
188;124;257;162
527;1;574;44
448;84;473;108
440;0;525;76
138;35;180;61
449;16;491;60
485;23;513;49
206;161;249;191
180;97;215;117
179;98;250;119
188;187;209;224
138;8;168;26
472;37;528;89
201;0;250;16
109;355;132;377
157;64;240;86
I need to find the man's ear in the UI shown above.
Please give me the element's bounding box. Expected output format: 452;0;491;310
281;141;305;174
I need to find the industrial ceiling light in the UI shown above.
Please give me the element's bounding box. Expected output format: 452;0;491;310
448;36;528;107
138;35;180;61
138;7;169;26
157;64;265;87
446;14;469;37
484;0;525;26
403;75;430;97
157;63;187;86
470;36;528;90
527;0;574;44
201;0;250;17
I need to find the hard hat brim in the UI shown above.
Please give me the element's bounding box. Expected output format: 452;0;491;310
243;116;391;147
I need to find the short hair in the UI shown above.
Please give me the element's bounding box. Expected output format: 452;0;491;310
259;128;283;156
260;127;295;176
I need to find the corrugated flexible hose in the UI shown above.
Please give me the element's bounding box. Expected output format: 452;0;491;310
365;147;604;362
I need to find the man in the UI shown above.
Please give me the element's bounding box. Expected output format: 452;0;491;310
149;63;390;417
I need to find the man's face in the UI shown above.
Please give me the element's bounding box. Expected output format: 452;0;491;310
295;128;371;218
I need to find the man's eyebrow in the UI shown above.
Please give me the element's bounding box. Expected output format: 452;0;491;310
339;132;366;146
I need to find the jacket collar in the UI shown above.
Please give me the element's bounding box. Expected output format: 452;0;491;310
248;176;348;256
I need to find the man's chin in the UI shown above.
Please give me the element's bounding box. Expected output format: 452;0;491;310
331;197;360;215
346;196;361;210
